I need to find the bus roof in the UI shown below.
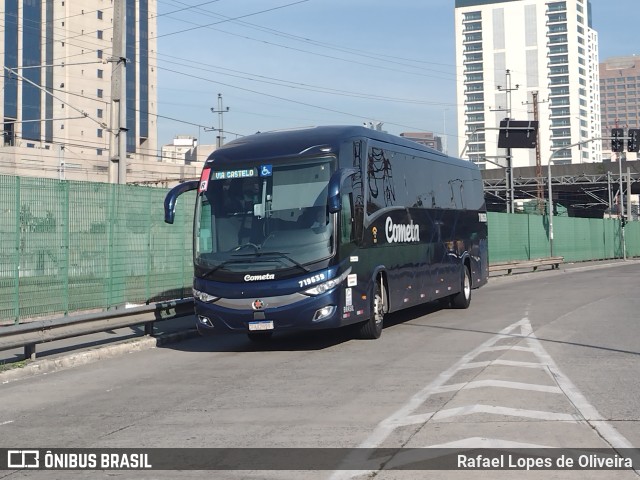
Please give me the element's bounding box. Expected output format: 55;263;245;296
206;125;473;169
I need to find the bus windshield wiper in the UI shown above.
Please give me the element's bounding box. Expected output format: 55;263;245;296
255;251;310;273
199;255;258;278
199;251;309;278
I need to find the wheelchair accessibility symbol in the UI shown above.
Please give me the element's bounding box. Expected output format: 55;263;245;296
260;165;272;177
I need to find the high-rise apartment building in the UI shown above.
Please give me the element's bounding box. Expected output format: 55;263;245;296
0;1;187;183
454;0;602;169
599;55;640;159
399;132;443;152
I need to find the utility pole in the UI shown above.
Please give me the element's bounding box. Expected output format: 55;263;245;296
210;93;229;148
523;91;547;213
58;145;65;180
108;0;127;184
497;69;519;214
627;167;632;223
489;101;510;211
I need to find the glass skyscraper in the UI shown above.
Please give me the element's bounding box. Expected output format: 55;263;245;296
0;0;158;181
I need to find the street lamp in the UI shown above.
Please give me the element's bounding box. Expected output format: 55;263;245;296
547;138;601;257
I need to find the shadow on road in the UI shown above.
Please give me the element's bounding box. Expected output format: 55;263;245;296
164;301;448;354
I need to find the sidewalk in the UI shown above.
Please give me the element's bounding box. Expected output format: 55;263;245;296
488;257;639;279
0;313;198;380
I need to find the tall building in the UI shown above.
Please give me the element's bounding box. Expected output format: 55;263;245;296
599;55;640;159
0;1;190;183
399;132;443;152
161;136;215;165
454;0;602;169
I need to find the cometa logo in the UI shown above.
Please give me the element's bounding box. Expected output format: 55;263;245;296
385;217;420;243
244;273;275;282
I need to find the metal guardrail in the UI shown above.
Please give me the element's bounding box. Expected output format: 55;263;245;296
0;299;194;360
489;257;564;275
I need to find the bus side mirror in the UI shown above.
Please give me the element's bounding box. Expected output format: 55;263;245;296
328;168;357;214
164;180;199;224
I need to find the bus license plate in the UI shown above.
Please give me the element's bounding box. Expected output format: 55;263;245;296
248;321;274;331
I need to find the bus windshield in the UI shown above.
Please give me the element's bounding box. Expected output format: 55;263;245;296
194;156;336;277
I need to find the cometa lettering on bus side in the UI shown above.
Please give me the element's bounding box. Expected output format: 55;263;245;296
385;217;420;243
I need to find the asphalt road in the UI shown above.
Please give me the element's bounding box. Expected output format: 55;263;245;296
1;262;640;479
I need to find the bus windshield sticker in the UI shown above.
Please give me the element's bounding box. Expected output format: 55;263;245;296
213;168;257;181
345;288;353;306
199;167;211;193
260;165;273;177
350;256;359;263
347;274;357;287
478;212;488;223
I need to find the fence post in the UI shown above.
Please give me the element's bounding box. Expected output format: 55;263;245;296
107;183;114;308
146;188;152;303
62;180;70;314
13;176;20;324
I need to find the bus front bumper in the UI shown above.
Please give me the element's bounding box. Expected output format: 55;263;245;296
194;288;352;335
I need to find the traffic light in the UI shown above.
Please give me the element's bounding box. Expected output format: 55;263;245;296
611;128;624;153
628;128;640;153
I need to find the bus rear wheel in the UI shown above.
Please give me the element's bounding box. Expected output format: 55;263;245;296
359;279;385;339
450;265;471;309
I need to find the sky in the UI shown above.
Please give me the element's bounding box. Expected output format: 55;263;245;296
155;0;639;155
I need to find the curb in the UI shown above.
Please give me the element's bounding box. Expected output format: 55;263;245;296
488;258;640;282
0;328;199;385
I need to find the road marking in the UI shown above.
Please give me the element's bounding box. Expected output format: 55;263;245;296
329;319;532;479
388;405;579;427
341;318;532;450
428;437;550;449
330;316;635;479
481;345;534;353
433;379;562;394
383;438;552;470
0;420;13;426
523;321;634;447
460;359;547;370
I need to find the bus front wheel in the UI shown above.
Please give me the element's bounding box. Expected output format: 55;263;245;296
359;279;385;339
450;265;471;309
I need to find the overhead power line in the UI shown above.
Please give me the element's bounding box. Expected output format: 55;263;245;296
155;0;310;39
157;65;448;134
3;66;106;130
156;53;456;106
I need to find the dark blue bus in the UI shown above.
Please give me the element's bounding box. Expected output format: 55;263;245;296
165;126;488;341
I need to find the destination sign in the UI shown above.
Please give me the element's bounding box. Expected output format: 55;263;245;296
213;168;257;180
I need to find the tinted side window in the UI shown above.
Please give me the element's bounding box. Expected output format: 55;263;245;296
367;146;396;215
365;143;482;213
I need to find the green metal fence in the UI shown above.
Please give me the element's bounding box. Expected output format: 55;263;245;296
2;175;640;324
487;212;640;263
0;175;195;324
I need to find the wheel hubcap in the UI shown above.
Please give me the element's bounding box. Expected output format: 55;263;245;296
464;272;470;298
374;291;384;325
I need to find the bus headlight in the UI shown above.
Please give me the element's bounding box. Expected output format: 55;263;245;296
198;315;214;327
192;288;218;303
303;268;351;296
313;305;336;322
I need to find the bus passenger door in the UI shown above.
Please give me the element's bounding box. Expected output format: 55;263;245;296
338;190;367;322
432;217;457;299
